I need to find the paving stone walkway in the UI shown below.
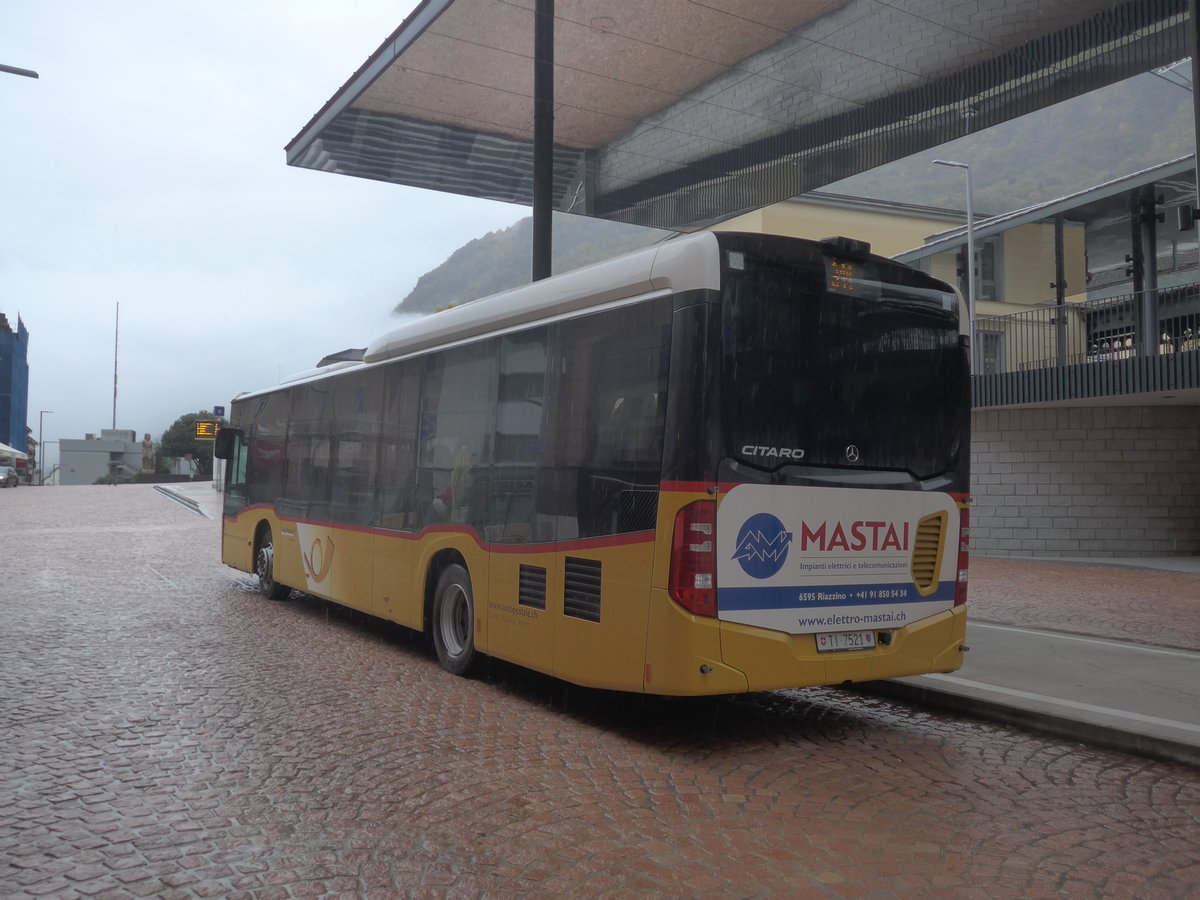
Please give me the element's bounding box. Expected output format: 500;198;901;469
2;485;1198;898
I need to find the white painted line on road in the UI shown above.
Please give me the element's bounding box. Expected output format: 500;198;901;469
148;566;180;589
929;674;1200;734
972;622;1200;659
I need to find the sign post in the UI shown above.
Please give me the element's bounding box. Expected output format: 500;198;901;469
194;420;221;490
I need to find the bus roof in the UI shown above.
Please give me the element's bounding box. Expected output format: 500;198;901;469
363;230;720;364
233;230;722;401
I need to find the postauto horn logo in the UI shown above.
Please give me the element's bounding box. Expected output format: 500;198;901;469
733;513;793;579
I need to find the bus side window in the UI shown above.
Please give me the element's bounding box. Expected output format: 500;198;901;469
283;383;333;521
377;362;420;531
490;328;547;543
415;342;498;530
331;368;383;527
546;303;670;538
245;392;288;511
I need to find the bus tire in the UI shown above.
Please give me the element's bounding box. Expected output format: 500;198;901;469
255;527;290;601
432;564;476;676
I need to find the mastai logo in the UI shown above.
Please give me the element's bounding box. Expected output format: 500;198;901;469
733;513;793;579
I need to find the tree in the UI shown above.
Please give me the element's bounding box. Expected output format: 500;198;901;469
159;410;225;480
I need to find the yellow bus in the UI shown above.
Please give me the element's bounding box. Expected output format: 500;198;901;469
216;231;970;695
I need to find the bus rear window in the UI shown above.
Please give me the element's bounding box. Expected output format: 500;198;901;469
719;236;966;481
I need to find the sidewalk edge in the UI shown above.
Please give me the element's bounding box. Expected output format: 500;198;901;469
153;484;209;518
850;678;1200;769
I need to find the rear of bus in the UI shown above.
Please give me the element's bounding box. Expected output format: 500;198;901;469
648;233;970;695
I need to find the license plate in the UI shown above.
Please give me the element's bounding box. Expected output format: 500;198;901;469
815;630;877;653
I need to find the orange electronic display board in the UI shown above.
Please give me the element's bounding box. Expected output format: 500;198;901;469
195;420;219;441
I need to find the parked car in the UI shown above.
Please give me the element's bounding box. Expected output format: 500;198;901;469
1;465;19;488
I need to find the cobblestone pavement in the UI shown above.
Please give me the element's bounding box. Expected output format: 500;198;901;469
970;557;1200;652
2;485;1199;899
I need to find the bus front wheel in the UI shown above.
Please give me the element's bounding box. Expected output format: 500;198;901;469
432;564;476;676
255;528;290;601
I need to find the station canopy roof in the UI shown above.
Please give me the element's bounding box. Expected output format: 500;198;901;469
287;0;1189;231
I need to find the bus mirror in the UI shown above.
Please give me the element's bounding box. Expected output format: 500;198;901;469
213;428;242;460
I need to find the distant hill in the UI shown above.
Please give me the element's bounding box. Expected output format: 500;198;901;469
394;215;667;314
393;70;1194;314
828;70;1193;214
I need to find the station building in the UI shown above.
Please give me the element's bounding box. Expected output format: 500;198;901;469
0;313;30;464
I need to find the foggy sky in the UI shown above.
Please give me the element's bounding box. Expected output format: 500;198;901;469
1;2;526;473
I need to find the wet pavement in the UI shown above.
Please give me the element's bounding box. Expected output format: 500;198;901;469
2;484;1199;898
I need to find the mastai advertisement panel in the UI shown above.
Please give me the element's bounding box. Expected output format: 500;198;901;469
716;484;958;635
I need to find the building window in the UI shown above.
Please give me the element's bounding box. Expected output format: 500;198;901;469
978;330;1005;375
978;239;1001;303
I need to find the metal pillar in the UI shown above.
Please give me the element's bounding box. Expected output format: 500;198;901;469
1134;185;1161;357
532;0;554;282
933;159;976;370
1053;214;1067;367
1190;1;1200;216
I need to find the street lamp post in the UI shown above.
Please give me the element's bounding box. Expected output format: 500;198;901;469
38;410;54;485
0;63;39;79
933;159;977;371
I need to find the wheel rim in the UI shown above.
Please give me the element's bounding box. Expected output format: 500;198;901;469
256;541;274;589
438;583;471;657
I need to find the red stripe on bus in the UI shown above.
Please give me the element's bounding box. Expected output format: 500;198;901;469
659;481;716;493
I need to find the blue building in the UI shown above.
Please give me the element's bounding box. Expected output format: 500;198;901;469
0;313;30;454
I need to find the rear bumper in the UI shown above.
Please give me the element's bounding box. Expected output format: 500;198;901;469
644;589;967;695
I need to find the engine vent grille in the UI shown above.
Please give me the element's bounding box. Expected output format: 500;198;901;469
910;511;948;596
564;557;602;623
519;564;547;610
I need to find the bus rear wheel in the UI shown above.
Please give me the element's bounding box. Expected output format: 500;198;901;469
432;564;476;675
255;528;290;601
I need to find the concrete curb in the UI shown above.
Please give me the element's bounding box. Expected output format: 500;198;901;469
852;678;1200;769
974;553;1200;575
153;484;209;518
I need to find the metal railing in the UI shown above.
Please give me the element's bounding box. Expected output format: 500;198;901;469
971;284;1200;407
974;288;1200;376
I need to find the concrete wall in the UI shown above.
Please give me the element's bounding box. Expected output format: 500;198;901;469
971;406;1200;557
59;434;144;486
718;201;953;259
999;222;1087;306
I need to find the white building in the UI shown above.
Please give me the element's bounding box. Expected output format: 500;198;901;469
58;430;146;485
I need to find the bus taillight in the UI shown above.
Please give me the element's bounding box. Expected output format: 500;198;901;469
955;505;970;606
669;500;717;617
